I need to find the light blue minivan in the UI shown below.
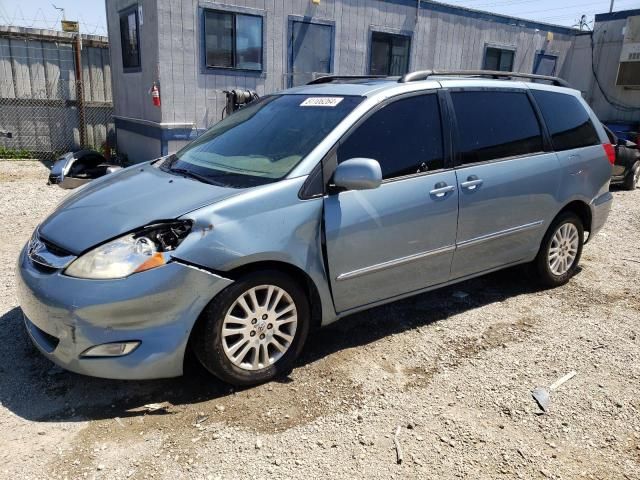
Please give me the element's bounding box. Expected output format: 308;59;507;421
17;71;614;386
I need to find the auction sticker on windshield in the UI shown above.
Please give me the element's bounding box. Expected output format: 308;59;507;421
300;97;344;107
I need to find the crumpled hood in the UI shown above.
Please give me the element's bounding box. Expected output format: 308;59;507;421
39;164;241;254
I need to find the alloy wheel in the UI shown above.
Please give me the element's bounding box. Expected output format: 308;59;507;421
221;285;297;371
548;223;579;276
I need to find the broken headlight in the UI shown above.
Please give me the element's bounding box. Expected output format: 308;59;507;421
64;221;192;280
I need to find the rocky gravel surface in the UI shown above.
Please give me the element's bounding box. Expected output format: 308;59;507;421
1;160;639;479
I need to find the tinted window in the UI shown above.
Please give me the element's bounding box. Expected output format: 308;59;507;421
204;10;263;70
119;8;140;69
532;90;600;151
451;91;543;164
484;47;514;72
370;32;411;76
338;95;444;179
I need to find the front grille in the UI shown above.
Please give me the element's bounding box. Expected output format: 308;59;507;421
39;235;73;257
27;231;76;272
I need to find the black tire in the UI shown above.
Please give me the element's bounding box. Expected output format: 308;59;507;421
532;212;584;288
622;163;639;191
192;270;310;387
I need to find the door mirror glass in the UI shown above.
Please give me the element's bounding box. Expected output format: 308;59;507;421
332;158;382;191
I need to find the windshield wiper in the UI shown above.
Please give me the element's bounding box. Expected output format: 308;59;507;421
168;167;221;186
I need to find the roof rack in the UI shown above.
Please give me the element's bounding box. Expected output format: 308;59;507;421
307;75;388;85
398;69;571;88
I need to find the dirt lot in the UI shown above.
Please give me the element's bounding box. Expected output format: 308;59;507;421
1;160;639;480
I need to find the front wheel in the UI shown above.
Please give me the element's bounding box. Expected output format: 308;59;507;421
532;212;584;288
192;270;310;386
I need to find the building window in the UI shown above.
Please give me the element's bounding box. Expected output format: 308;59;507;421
484;47;514;72
617;62;640;86
119;6;140;70
204;10;263;71
369;32;411;76
533;52;558;76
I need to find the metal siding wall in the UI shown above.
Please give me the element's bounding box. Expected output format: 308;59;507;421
562;20;640;123
113;0;578;131
106;0;161;124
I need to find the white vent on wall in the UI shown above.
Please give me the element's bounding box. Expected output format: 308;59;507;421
617;15;640;86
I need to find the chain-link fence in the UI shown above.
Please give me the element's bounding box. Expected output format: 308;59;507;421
0;27;114;159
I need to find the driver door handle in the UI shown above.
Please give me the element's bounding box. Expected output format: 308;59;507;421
429;184;455;198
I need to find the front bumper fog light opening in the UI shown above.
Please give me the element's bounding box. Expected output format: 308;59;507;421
80;341;141;358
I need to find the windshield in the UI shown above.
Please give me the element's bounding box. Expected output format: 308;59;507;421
166;94;364;188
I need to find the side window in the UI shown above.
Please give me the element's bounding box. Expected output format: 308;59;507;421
119;7;140;70
531;90;600;151
337;95;444;180
451;91;543;165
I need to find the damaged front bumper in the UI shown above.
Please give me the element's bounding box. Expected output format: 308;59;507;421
16;245;233;379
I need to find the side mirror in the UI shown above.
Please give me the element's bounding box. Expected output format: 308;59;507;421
332;158;382;191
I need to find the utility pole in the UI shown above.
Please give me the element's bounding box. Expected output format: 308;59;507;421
55;5;85;147
74;32;86;147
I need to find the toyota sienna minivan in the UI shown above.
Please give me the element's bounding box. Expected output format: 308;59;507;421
17;71;614;386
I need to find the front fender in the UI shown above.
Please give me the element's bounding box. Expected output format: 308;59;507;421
172;176;338;325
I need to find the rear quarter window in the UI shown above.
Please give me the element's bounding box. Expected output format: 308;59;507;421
450;90;544;165
531;90;600;151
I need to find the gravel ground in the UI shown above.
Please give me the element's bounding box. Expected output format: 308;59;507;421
1;160;639;480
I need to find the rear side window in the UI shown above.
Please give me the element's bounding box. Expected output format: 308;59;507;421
337;94;444;179
451;90;543;164
531;90;600;151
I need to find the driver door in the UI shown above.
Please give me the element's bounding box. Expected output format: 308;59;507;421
323;93;459;313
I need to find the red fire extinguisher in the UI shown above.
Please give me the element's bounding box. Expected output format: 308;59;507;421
151;82;161;107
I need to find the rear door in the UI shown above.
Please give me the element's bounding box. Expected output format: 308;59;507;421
448;88;561;278
324;93;458;313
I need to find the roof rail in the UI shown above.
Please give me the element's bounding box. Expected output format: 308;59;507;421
307;75;388;85
398;69;571;88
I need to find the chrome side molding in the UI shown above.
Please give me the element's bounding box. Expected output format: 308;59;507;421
336;220;544;282
336;245;455;281
456;220;544;249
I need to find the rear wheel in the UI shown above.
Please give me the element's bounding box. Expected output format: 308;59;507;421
192;270;310;386
622;163;639;191
532;212;584;288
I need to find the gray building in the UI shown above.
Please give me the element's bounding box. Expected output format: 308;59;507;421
106;0;578;161
562;9;640;126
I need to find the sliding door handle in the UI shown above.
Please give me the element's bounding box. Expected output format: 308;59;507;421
460;177;483;190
